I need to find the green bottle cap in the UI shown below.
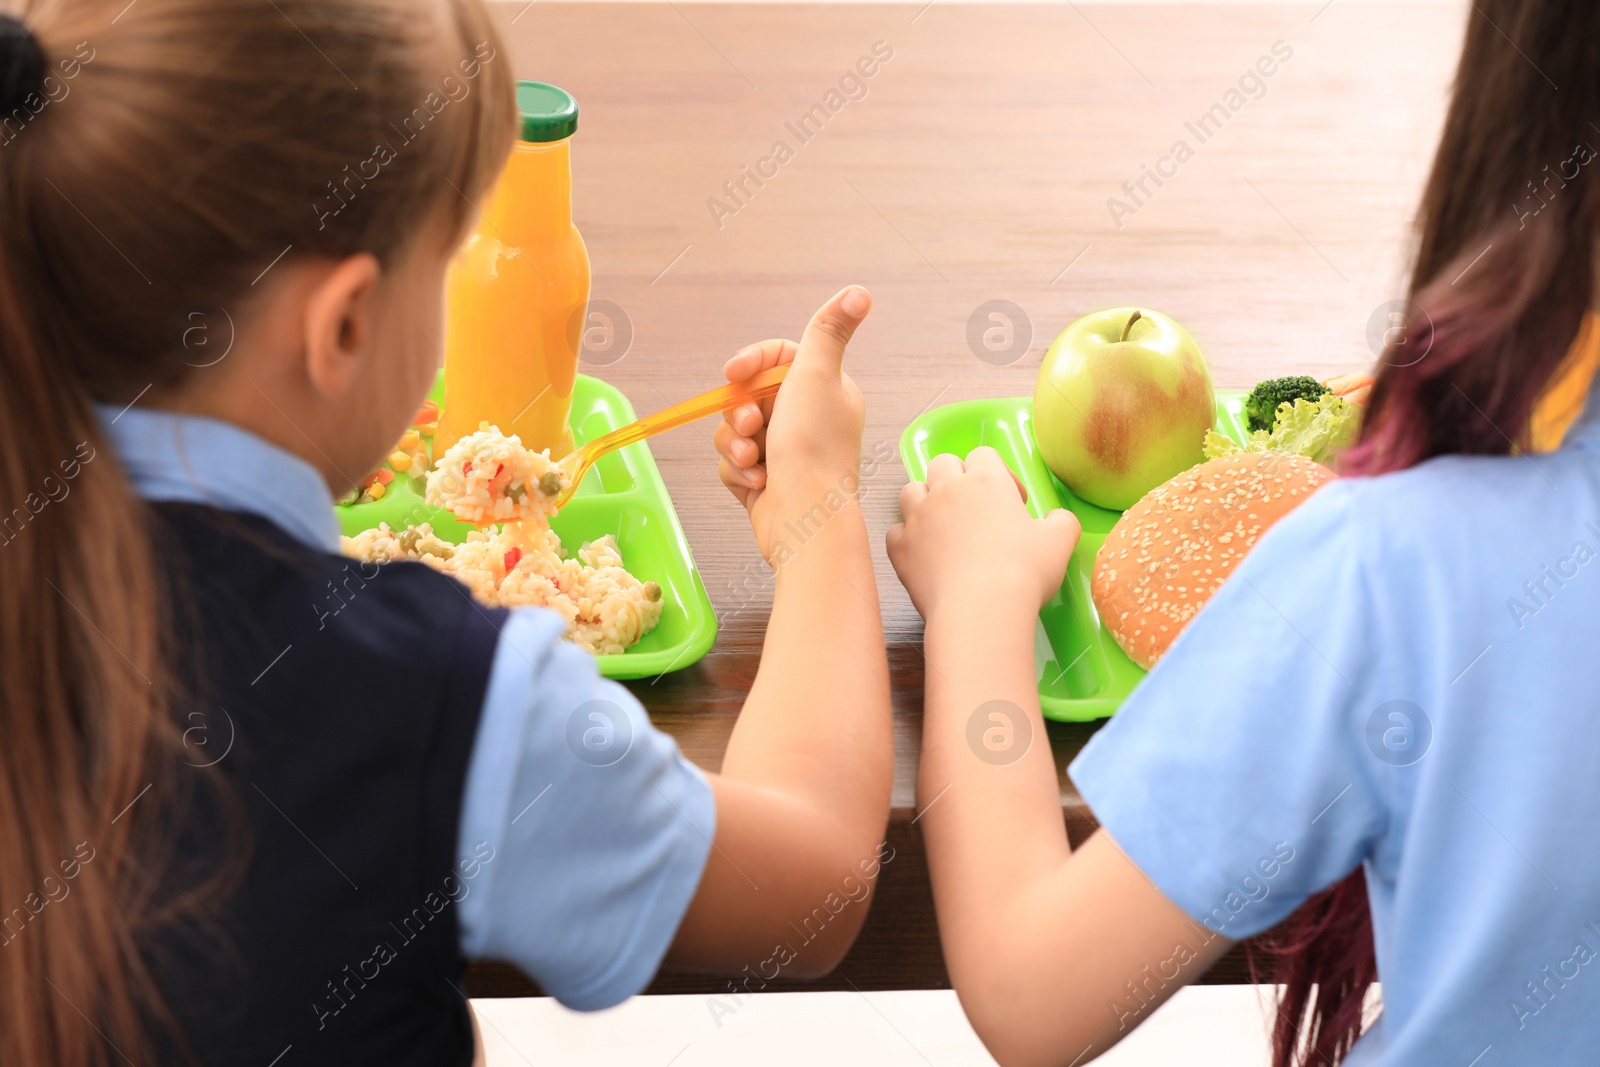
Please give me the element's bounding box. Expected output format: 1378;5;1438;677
516;81;578;143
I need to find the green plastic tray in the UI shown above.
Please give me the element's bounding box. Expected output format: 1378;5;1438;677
337;373;717;679
899;390;1251;722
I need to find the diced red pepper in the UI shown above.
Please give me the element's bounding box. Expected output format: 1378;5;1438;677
462;461;473;475
415;400;439;423
494;463;504;478
503;547;522;572
373;468;394;485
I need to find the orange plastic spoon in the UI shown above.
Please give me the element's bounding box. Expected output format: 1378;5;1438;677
549;363;790;508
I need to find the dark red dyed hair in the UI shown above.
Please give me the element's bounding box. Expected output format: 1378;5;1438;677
1251;2;1600;1063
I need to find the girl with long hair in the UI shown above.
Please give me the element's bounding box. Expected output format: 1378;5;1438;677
0;0;893;1063
883;2;1600;1064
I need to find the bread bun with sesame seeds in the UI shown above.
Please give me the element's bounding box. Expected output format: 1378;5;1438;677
1091;451;1335;670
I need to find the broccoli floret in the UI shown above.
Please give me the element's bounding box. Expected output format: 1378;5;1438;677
1243;376;1330;433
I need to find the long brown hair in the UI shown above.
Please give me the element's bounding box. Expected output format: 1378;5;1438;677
1258;2;1600;1062
0;1;514;1063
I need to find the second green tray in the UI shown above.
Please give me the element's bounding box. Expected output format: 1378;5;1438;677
900;390;1251;722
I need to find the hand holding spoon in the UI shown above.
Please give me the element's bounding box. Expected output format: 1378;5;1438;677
545;363;790;509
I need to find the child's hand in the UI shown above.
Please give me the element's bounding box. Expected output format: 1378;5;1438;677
714;286;870;560
887;447;1081;618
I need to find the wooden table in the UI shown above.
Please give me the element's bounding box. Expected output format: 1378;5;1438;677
468;0;1464;996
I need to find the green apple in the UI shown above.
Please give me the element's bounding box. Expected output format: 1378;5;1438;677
1032;307;1215;511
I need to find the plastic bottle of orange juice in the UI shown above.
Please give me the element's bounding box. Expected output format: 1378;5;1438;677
438;82;589;458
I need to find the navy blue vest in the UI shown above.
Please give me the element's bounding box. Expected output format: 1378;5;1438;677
145;503;507;1066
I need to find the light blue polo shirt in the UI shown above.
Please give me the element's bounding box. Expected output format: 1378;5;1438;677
100;404;715;1011
1072;387;1600;1064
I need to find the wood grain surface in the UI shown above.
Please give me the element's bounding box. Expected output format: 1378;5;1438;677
466;0;1465;996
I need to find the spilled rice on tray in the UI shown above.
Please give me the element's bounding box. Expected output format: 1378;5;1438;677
342;425;663;655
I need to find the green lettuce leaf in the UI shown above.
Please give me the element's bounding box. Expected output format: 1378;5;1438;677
1202;395;1359;465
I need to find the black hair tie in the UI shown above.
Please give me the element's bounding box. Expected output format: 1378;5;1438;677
0;15;45;114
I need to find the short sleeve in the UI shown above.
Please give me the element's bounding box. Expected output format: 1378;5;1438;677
454;608;714;1009
1069;480;1388;939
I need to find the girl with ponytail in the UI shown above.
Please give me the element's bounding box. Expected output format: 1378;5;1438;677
890;2;1600;1065
0;0;896;1064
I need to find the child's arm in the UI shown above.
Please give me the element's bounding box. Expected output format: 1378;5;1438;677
664;287;893;976
887;448;1232;1067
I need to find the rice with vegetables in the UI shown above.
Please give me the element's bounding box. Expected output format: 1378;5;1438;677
425;423;567;526
342;426;663;655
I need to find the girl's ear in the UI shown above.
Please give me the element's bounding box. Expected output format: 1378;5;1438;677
303;252;382;399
